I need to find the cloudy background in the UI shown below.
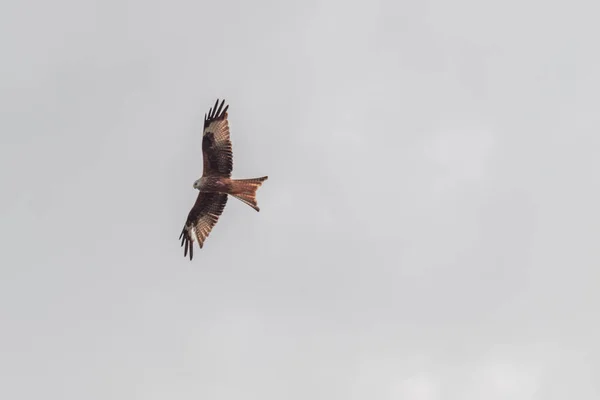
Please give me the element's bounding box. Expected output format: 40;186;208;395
1;0;599;398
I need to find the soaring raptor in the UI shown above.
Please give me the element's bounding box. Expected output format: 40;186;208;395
179;99;268;260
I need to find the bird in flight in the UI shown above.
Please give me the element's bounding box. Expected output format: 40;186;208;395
179;99;268;260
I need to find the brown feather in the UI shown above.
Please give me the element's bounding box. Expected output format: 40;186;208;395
179;192;228;260
178;99;267;260
202;99;233;177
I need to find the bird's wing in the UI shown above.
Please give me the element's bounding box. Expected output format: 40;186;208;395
179;192;228;260
202;99;233;177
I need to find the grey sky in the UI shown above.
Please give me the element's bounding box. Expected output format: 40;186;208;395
1;0;599;398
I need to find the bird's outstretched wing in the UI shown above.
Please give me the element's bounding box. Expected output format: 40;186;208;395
179;192;228;260
202;99;233;177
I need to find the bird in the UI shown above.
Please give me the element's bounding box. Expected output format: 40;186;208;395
179;99;268;260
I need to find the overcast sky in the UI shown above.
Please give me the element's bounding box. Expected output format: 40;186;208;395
1;0;599;398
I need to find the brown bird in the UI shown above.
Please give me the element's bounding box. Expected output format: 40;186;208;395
179;99;268;260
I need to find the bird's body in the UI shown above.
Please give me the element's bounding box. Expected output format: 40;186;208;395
179;99;268;260
194;176;230;193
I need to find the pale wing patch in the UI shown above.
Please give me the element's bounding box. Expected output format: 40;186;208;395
205;117;231;146
193;211;222;248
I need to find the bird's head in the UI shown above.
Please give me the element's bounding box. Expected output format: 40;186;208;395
193;179;201;190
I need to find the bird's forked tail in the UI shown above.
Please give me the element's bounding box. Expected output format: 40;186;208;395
229;176;268;211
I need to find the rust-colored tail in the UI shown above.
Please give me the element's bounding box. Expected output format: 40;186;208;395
229;176;268;211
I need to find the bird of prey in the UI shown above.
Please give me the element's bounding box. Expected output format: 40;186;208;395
179;99;268;260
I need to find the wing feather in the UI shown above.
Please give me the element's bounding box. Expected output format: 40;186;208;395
179;192;228;260
202;99;233;177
